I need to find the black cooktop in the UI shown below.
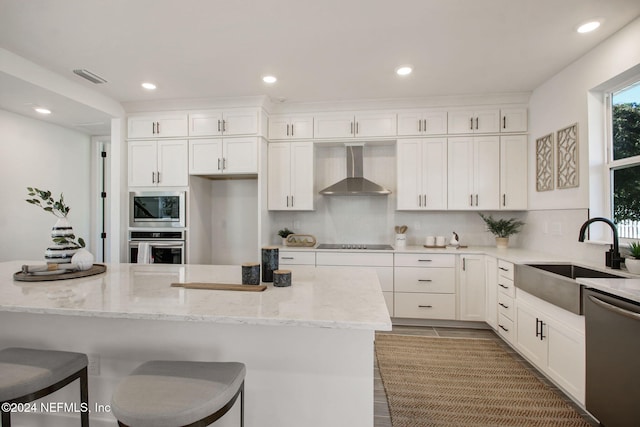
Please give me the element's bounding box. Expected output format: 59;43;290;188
316;243;394;250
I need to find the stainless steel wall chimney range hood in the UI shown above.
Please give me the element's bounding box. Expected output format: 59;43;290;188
319;144;391;196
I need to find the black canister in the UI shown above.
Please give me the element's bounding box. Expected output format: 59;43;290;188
241;263;261;285
261;246;279;282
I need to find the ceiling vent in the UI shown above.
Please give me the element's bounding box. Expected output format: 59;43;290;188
73;69;107;84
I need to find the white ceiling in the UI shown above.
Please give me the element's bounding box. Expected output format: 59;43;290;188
1;0;639;134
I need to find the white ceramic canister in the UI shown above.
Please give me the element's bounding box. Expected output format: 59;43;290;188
395;234;407;248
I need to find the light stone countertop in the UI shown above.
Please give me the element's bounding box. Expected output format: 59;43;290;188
577;277;640;304
0;261;392;331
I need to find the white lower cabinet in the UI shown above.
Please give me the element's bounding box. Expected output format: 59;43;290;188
316;252;394;316
458;254;486;321
394;253;456;320
484;256;498;329
515;291;586;404
496;260;516;343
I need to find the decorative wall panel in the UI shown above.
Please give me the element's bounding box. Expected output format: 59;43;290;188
535;133;554;192
557;123;579;189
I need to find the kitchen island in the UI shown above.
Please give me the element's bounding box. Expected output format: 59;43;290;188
0;261;391;427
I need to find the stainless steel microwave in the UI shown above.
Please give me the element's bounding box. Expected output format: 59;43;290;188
129;191;186;228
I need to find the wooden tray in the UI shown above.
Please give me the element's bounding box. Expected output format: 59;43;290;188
13;264;107;282
171;282;267;292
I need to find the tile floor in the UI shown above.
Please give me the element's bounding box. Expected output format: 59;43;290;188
373;325;599;427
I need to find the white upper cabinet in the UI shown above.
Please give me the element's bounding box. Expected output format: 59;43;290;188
268;115;314;140
447;136;500;210
268;141;314;210
188;109;259;136
448;108;500;134
188;137;258;175
129;140;188;187
397;138;447;210
397;110;447;136
314;112;396;139
128;114;188;139
500;107;528;133
500;135;528;210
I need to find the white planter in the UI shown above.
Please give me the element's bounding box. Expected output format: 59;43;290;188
626;258;640;275
495;237;509;249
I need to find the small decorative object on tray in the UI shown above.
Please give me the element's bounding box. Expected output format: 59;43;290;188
285;234;317;247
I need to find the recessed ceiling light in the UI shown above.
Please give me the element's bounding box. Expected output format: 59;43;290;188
262;75;277;84
396;66;412;76
141;82;157;90
577;21;601;33
34;107;51;115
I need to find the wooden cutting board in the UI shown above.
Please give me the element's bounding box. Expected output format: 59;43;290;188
171;282;267;292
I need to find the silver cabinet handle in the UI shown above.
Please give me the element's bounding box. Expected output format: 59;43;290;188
423;194;426;207
475;117;479;130
356;122;359;134
157;171;160;183
503;194;506;206
156;122;160;134
223;158;226;170
418;279;433;282
218;158;221;171
151;172;155;183
423;119;427;131
286;196;289;207
418;119;422;132
286;124;290;136
418;195;422;207
470;194;473;206
418;305;433;308
281;257;294;260
350;122;354;135
152;122;156;134
470;117;473;130
588;295;640;321
218;120;221;132
462;257;466;271
291;124;294;136
475;194;479;206
418;259;432;262
223;120;226;132
503;116;507;129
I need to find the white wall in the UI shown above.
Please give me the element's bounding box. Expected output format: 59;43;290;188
525;16;640;263
0;109;92;262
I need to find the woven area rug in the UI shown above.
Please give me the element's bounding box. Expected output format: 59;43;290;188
375;334;590;427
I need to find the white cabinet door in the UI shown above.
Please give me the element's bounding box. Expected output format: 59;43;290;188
447;137;474;209
355;112;397;137
268;142;314;210
500;135;527;210
516;300;548;368
500;107;528;133
128;115;188;139
474;136;500;210
396;139;423;210
398;110;448;136
485;256;498;330
223;138;257;174
157;140;188;186
290;142;314;210
458;255;486;321
189;139;223;175
269;115;314;140
546;319;585;403
267;142;291;210
448;109;500;134
188;112;224;136
447;137;499;210
129;140;188;187
223;109;259;136
128;141;157;186
314;113;354;139
397;138;447;210
188;109;258;137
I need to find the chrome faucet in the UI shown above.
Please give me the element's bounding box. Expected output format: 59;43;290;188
578;217;621;269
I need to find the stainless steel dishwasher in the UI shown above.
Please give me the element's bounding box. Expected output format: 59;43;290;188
584;288;640;426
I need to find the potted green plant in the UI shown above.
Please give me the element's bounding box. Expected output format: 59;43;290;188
278;227;295;246
479;213;525;248
626;241;640;274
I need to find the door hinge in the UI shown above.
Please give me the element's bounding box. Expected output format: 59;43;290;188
101;232;107;239
101;151;107;158
101;192;107;198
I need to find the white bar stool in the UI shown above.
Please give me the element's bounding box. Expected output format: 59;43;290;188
111;360;246;427
0;347;89;427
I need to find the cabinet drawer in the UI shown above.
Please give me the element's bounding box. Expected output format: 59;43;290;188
279;251;316;265
497;292;514;320
394;253;455;268
394;293;456;319
497;276;515;298
498;260;514;280
497;313;515;343
394;267;455;293
316;252;393;266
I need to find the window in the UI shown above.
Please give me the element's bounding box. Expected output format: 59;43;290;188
609;81;640;238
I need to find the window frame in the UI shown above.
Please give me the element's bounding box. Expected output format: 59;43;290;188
605;77;640;241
